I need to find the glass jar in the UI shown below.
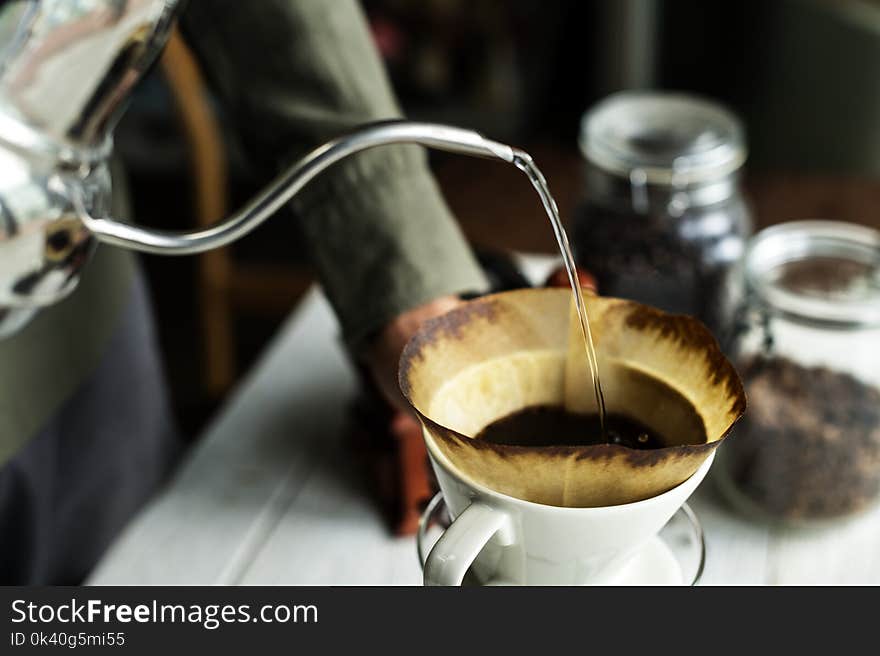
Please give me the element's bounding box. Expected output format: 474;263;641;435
716;221;880;524
572;92;752;333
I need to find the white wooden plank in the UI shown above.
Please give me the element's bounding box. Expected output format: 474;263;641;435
88;290;355;584
688;478;771;585
765;503;880;584
239;436;421;585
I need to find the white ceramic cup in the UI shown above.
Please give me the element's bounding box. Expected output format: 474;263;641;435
423;434;714;586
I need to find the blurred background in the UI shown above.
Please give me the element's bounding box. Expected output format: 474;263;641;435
115;0;880;436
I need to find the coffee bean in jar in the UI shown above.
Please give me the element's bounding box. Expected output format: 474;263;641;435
728;356;880;520
572;92;752;334
716;221;880;524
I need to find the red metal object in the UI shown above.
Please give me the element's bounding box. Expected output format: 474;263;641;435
348;367;436;536
389;411;434;535
544;265;597;293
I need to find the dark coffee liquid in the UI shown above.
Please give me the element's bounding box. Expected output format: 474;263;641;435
475;407;666;449
474;369;707;450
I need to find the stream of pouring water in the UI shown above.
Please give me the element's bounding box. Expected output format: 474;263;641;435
512;150;608;435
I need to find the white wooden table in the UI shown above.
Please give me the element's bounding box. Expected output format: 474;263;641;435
88;257;880;585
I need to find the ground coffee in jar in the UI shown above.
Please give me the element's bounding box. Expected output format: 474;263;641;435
572;92;751;333
717;221;880;524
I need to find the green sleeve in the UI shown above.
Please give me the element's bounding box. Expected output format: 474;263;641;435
180;0;489;349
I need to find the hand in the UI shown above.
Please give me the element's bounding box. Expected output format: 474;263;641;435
364;295;462;413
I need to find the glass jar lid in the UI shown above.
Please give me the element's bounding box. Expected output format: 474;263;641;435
579;91;746;186
745;220;880;327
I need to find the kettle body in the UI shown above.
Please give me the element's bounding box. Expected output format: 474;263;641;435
0;127;110;336
0;0;177;336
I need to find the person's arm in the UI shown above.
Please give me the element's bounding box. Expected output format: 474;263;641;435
179;0;488;355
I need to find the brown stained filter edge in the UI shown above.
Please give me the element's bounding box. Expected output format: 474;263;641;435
622;303;748;418
398;296;501;398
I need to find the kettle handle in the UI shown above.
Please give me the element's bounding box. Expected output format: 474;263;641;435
78;120;515;255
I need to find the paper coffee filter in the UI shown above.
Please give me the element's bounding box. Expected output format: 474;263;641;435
399;287;746;507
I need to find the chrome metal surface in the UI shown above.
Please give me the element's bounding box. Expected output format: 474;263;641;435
0;144;105;318
83;120;515;254
0;0;179;149
0;0;179;337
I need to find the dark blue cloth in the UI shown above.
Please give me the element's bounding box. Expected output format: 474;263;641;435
0;271;181;584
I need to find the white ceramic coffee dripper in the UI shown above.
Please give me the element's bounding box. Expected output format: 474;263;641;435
421;447;713;585
399;287;745;585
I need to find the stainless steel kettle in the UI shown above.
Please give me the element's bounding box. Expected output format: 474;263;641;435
0;0;515;338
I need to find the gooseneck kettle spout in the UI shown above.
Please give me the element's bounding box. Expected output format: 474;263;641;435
81;121;515;255
0;116;516;338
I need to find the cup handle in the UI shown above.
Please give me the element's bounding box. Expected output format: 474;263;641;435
423;502;514;586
